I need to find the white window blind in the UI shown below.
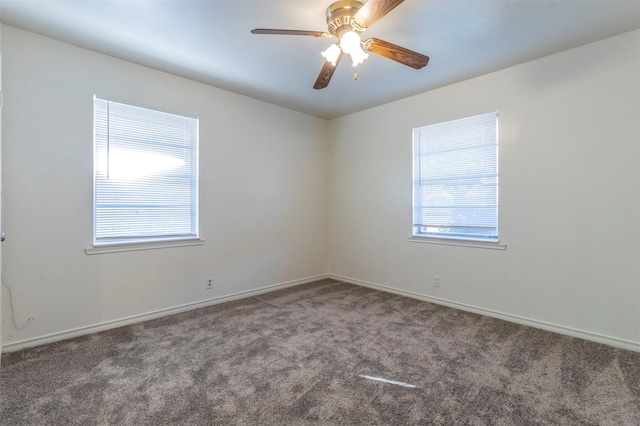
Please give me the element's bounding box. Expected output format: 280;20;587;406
93;97;199;245
412;111;498;242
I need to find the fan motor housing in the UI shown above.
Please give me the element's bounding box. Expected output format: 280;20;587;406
326;0;364;38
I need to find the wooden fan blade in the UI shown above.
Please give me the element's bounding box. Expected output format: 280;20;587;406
251;29;328;37
364;38;429;69
313;53;343;89
352;0;404;29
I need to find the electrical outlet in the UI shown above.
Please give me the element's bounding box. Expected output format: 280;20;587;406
433;276;440;288
206;278;214;289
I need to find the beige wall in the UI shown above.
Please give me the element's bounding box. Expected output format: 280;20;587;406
1;25;328;349
327;30;640;350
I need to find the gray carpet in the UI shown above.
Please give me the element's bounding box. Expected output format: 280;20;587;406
1;279;639;425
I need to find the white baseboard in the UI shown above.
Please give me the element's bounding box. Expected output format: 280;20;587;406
329;274;640;353
2;274;330;354
5;273;637;354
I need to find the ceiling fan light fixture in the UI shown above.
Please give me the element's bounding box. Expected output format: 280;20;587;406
321;43;342;66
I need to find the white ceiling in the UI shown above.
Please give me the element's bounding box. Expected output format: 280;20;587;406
1;0;639;119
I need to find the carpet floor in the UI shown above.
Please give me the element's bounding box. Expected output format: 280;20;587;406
1;279;639;425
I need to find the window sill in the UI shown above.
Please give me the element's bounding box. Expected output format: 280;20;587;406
408;236;506;250
85;238;205;255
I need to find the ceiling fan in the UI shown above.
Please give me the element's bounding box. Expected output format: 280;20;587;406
251;0;429;89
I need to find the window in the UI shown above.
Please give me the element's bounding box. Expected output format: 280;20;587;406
412;111;498;242
93;97;199;246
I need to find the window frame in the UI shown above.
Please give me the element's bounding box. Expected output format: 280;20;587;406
411;111;502;247
91;96;200;249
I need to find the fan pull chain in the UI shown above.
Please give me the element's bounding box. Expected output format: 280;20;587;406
354;67;358;81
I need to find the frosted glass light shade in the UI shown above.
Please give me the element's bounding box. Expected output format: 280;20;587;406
321;43;341;66
339;31;368;67
349;47;368;66
340;31;361;54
